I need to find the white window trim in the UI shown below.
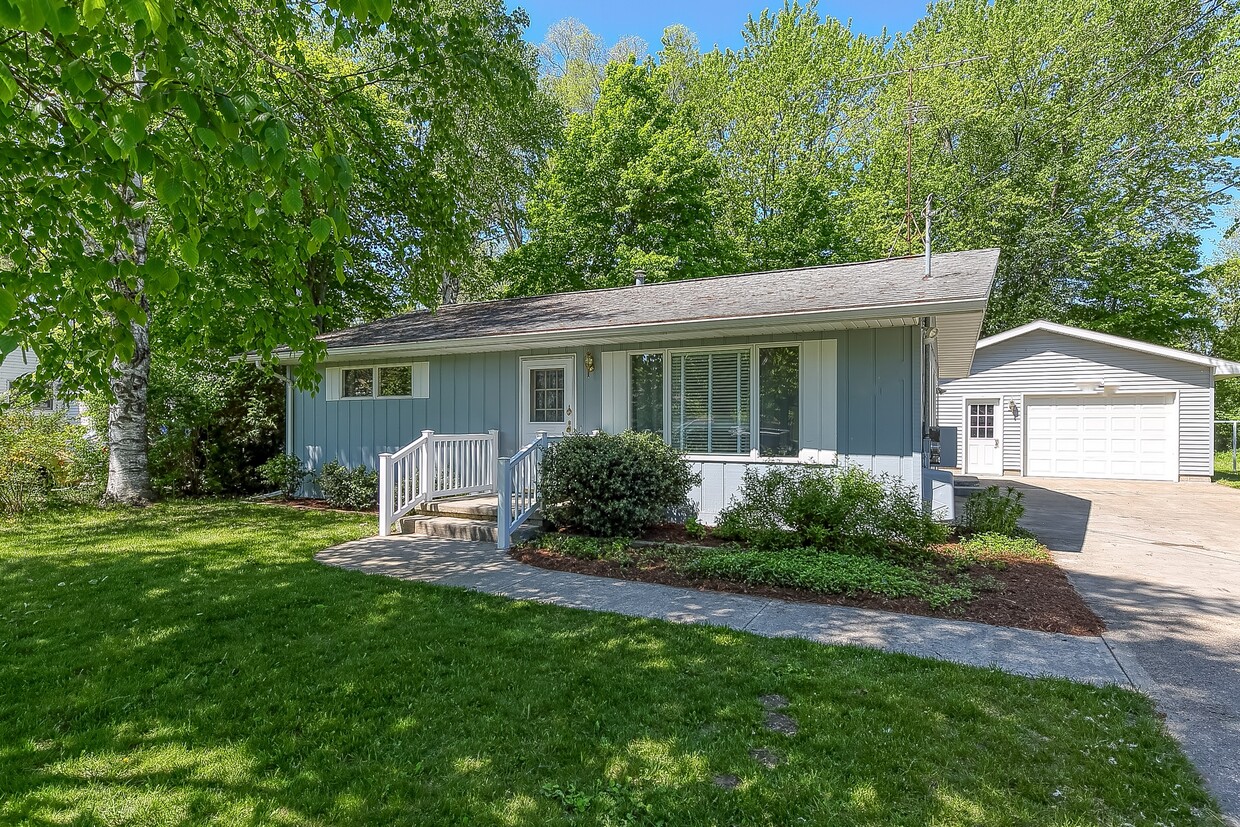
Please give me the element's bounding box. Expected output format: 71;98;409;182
624;342;802;459
328;362;430;401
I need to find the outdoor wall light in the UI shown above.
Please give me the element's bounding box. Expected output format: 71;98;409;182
1008;399;1019;418
585;351;595;375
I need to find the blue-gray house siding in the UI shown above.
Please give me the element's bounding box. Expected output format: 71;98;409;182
287;325;925;512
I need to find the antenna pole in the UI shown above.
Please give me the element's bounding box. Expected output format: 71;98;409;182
923;193;933;277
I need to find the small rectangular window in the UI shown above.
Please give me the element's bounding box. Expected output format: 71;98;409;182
630;353;664;434
529;368;565;423
377;365;412;397
341;368;374;398
758;346;799;457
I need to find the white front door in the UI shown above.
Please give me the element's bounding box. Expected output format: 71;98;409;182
520;356;576;446
966;400;1002;475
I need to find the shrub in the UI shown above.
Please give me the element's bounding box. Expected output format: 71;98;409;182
0;401;100;514
714;464;948;555
539;431;701;537
318;460;379;510
959;486;1025;536
684;547;974;608
260;454;309;498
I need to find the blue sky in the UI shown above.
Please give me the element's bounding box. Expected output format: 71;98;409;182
509;0;1235;261
511;0;930;50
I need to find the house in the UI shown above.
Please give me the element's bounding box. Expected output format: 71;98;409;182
0;348;82;422
938;320;1240;482
275;249;1000;543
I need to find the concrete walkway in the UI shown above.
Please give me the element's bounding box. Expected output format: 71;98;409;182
317;535;1131;687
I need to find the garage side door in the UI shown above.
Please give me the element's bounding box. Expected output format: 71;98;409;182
1025;394;1177;481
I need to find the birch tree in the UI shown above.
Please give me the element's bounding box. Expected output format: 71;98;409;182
0;0;532;502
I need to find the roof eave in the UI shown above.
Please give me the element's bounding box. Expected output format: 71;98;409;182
268;296;989;365
978;320;1240;376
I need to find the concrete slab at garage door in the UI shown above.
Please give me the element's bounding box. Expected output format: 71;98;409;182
1025;394;1176;481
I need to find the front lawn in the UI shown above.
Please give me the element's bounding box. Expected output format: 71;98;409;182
0;502;1218;825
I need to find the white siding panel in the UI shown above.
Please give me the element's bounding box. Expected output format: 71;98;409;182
940;330;1214;478
600;350;626;433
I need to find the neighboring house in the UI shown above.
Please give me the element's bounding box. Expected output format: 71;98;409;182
274;249;1000;539
938;320;1240;482
0;348;82;422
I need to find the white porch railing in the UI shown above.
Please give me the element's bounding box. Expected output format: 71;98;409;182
378;429;498;537
496;430;553;550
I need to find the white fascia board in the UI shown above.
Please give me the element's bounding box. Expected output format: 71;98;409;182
979;320;1240;376
269;297;989;365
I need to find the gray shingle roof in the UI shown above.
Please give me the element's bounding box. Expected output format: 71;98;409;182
312;249;999;352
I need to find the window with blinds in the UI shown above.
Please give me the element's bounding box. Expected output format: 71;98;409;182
670;350;751;454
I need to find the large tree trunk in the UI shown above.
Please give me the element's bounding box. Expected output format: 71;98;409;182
105;299;154;504
104;181;154;504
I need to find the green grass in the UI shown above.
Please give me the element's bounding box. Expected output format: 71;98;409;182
0;501;1221;826
1214;450;1240;488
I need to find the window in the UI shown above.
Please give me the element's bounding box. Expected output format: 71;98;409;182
758;346;799;457
378;366;412;397
341;368;374;399
671;350;752;454
630;353;664;434
529;368;565;423
330;363;429;400
969;403;995;439
8;375;53;411
627;344;801;456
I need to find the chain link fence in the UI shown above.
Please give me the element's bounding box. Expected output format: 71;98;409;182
1216;420;1239;475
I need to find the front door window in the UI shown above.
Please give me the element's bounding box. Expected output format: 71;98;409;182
520;356;576;445
529;368;566;423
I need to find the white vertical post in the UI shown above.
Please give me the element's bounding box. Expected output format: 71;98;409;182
1232;421;1237;473
497;454;512;550
378;452;393;537
420;429;435;503
488;430;499;489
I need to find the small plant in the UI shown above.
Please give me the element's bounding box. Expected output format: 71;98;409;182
684;515;706;540
715;464;948;555
317;460;379;510
259;454;309;498
959;486;1026;536
953;532;1049;565
539;431;701;537
535;534;631;562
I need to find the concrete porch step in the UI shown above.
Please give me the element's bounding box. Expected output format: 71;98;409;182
417;494;499;521
398;514;541;544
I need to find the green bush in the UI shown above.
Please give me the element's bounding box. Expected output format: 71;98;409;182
959;486;1025;536
259;454;309;498
539;431;701;537
317;460;379;510
714;464;948;554
0;401;100;514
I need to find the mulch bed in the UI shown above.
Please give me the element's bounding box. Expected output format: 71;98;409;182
512;538;1105;637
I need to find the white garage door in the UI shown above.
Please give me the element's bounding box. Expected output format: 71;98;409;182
1025;394;1177;481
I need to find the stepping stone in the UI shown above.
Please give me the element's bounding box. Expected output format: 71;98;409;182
758;694;789;710
763;711;799;736
749;748;783;769
712;774;740;789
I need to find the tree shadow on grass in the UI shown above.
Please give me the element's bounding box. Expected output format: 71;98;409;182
0;503;1218;826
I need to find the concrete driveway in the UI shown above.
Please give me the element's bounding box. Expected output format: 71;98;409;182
974;476;1240;823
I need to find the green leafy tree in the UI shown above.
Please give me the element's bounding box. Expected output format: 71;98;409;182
499;59;738;294
0;0;533;502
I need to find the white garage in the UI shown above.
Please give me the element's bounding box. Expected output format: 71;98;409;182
939;321;1240;483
